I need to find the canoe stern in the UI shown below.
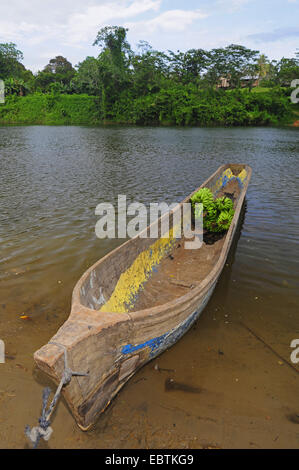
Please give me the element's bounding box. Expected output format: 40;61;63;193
34;308;137;429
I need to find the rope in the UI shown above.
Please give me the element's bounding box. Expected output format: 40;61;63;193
25;341;89;448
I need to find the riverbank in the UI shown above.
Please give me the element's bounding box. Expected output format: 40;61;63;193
0;94;100;125
0;88;297;127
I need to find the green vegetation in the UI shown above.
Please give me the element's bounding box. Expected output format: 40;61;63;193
0;86;292;126
191;188;235;233
0;28;298;127
0;93;99;125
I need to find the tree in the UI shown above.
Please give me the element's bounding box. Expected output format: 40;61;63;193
0;43;24;79
275;57;299;86
73;57;102;95
4;77;30;96
34;71;56;92
168;49;209;84
44;55;74;74
35;56;75;92
136;40;153;55
93;26;131;70
131;45;169;95
93;26;132;118
257;54;270;79
204;44;259;88
224;45;259;88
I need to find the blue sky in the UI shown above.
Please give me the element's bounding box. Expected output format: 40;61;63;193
0;0;298;72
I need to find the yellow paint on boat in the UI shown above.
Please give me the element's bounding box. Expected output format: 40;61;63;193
212;168;247;193
100;230;176;313
212;168;234;193
238;169;247;182
100;168;247;314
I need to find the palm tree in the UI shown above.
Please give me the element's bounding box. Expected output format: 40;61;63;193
257;54;270;79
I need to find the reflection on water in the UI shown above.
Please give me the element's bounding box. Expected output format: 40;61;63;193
0;125;298;449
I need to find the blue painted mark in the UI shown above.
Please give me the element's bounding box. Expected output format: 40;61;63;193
122;333;168;355
218;176;244;195
220;175;244;189
121;283;216;359
221;175;229;187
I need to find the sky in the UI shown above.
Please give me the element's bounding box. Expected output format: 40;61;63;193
0;0;298;72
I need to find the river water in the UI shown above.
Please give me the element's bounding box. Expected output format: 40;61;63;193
0;125;298;448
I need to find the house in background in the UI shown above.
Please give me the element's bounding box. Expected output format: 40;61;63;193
217;75;260;89
240;75;260;87
217;76;230;88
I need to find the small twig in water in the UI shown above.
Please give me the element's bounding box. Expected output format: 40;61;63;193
240;322;298;375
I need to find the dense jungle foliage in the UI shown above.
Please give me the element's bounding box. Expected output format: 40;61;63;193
0;27;298;126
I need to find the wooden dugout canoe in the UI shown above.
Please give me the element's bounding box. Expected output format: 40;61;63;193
34;163;252;430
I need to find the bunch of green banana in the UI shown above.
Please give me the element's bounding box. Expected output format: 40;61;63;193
216;209;234;231
215;196;233;212
191;187;214;210
190;187;235;233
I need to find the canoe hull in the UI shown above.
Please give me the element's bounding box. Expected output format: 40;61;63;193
34;164;251;430
34;276;218;430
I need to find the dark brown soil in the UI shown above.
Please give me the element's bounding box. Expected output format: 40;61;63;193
203;231;226;245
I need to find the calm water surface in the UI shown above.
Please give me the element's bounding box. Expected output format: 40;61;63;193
0;126;298;448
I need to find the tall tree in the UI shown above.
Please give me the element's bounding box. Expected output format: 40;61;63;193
132;43;169;95
257;54;270;79
93;26;131;70
93;26;132;118
168;49;209;84
204;44;259;88
35;56;75;92
44;55;74;74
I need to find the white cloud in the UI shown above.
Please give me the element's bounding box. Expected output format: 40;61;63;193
65;0;162;44
0;0;296;71
0;0;162;46
0;21;42;42
0;0;164;69
126;9;207;34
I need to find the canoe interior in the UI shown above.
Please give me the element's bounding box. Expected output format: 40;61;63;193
79;164;248;314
